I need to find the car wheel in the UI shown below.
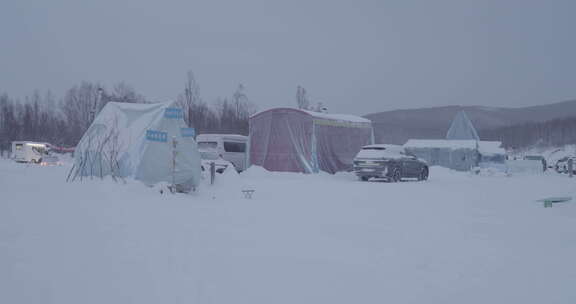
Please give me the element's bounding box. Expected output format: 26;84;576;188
418;167;429;181
391;169;401;182
360;176;370;182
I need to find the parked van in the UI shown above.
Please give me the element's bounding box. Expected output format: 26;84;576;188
196;134;248;172
12;141;50;163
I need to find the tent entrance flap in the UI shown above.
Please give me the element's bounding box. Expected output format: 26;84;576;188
285;118;314;173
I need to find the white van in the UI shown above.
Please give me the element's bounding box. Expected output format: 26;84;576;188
196;134;248;172
12;141;50;163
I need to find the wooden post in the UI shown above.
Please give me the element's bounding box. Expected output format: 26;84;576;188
210;162;216;185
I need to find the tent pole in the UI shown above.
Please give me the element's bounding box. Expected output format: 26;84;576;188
311;123;319;173
172;136;178;193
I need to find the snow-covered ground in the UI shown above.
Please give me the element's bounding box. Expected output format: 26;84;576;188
2;159;576;303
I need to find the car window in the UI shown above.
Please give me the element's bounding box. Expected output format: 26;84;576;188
198;142;218;150
32;146;45;154
224;141;246;153
200;151;219;160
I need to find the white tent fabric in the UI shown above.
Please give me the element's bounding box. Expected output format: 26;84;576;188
446;111;480;140
73;102;201;191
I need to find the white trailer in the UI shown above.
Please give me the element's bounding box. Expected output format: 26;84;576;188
11;141;50;163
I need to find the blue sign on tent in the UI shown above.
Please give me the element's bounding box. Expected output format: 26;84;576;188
146;130;168;142
164;108;183;119
181;128;195;137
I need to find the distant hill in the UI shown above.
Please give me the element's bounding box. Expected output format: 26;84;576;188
364;99;576;144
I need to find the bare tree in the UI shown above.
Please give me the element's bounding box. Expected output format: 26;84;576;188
0;94;15;152
213;85;257;135
176;71;202;128
60;82;102;143
108;82;146;104
233;84;247;118
59;81;147;146
296;86;310;110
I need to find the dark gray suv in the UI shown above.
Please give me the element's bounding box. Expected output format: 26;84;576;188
353;144;429;182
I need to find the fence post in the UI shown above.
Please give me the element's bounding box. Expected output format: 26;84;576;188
171;137;178;192
210;162;216;185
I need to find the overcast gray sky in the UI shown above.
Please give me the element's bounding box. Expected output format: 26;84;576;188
2;0;576;115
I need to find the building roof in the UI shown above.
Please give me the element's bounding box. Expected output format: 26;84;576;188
404;139;478;149
250;107;371;124
404;139;506;155
446;111;480;140
197;134;248;141
477;141;506;155
361;144;403;150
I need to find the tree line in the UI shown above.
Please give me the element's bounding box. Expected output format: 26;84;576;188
14;72;572;154
174;71;255;137
479;116;576;150
0;72;257;153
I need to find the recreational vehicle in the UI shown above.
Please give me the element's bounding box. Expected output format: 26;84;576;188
196;134;248;172
11;141;50;163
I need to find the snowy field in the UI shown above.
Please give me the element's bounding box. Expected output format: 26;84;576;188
2;159;576;304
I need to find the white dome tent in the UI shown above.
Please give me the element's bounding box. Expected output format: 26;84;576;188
69;102;201;192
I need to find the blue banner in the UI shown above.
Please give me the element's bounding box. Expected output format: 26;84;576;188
146;130;168;142
164;108;183;119
180;128;196;137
